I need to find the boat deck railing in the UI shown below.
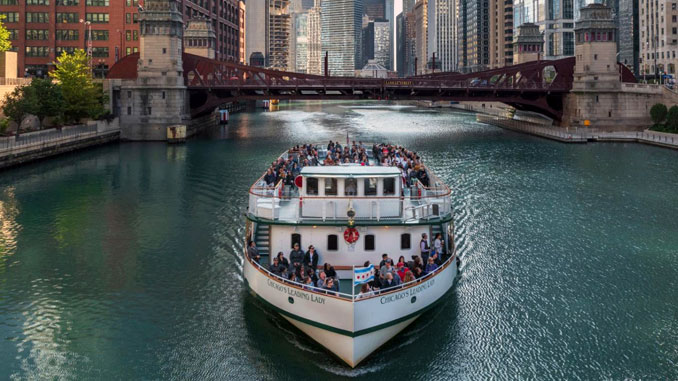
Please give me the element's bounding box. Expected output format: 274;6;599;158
247;250;456;303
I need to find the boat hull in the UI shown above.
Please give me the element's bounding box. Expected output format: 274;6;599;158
243;256;458;367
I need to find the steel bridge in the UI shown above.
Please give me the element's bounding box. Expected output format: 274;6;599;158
107;53;637;121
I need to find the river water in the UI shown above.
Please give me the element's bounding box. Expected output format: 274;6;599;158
0;102;677;380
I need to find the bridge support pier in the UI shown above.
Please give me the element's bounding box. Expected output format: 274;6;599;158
116;0;190;141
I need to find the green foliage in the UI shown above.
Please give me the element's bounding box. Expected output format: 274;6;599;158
1;79;64;126
0;15;12;53
650;103;668;126
0;118;9;134
50;49;105;123
665;105;678;132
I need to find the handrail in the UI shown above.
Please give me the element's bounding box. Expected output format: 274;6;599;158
245;247;456;303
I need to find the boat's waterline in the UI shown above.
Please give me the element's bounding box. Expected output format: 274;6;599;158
243;256;458;367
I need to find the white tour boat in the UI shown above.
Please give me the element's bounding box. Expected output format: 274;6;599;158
243;142;459;367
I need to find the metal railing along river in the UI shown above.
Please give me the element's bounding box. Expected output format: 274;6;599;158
0;121;120;156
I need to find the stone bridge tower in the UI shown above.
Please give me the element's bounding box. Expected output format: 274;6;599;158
119;0;189;140
562;4;662;130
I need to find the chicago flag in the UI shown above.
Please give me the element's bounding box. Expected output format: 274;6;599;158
353;264;375;286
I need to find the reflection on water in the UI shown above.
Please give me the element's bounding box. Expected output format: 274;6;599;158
0;102;677;379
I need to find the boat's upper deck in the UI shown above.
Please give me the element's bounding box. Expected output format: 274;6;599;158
248;142;452;225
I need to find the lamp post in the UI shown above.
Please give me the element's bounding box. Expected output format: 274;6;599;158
80;19;93;73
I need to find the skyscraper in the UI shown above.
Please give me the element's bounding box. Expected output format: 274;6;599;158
307;0;322;74
414;0;428;73
266;0;292;70
365;0;386;19
427;0;457;72
489;0;514;68
322;0;364;76
292;12;309;73
464;0;490;72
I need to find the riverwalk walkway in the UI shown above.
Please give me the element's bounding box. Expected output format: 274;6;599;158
478;114;678;150
0;119;121;169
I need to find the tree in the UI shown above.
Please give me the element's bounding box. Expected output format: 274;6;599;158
650;103;668;126
665;105;678;132
50;49;105;123
2;79;64;126
0;15;12;53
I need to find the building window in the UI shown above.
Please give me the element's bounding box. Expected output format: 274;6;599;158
126;47;131;55
7;29;18;40
26;0;49;4
26;29;49;40
86;13;109;23
291;233;301;249
364;234;375;251
324;178;337;196
56;29;78;40
364;178;377;196
86;0;109;5
25;46;49;57
327;235;338;251
91;47;109;57
56;0;79;5
126;30;131;41
133;30;138;40
133;47;138;53
127;106;131;115
0;12;19;23
133;13;138;23
55;13;78;23
306;177;318;195
126;13;131;24
26;13;49;23
401;233;411;250
0;0;18;4
55;46;76;55
85;30;109;40
383;177;396;196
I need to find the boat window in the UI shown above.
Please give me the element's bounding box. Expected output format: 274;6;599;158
306;177;318;195
325;178;338;196
364;178;377;196
364;234;375;251
383;177;396;196
291;233;301;249
327;234;338;251
400;233;411;249
345;178;357;196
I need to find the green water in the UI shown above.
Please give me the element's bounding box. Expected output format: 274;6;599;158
0;102;677;379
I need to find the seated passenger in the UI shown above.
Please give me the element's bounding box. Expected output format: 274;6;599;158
303;277;314;290
403;271;415;283
397;256;406;268
379;261;396;278
413;267;423;279
306;268;318;284
247;241;260;263
379;253;394;268
316;271;327;288
396;263;410;282
269;257;284;276
324;278;339;295
424;257;439;275
357;284;374;299
381;273;400;289
323;263;337;279
289;243;305;270
276;252;289;270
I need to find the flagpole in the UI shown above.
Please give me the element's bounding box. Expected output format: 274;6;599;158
352;265;355;301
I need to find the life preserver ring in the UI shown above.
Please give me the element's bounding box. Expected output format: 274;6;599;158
344;227;359;244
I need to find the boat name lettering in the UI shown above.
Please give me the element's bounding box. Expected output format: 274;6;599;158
267;279;326;304
380;278;435;304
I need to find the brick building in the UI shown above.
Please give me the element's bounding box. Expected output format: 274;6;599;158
0;0;245;78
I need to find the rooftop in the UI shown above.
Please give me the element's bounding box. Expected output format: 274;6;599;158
300;165;401;177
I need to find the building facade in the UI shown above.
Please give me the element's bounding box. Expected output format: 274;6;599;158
427;0;457;72
489;0;513;68
374;19;391;69
639;0;677;77
245;0;265;64
292;11;309;73
414;0;428;74
306;0;322;74
266;0;291;70
1;0;244;78
321;0;363;76
463;0;490;72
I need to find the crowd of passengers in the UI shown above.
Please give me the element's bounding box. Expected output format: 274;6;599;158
261;141;431;189
248;232;446;297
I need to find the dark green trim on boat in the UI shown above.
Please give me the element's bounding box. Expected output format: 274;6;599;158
246;213;454;227
244;270;457;338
